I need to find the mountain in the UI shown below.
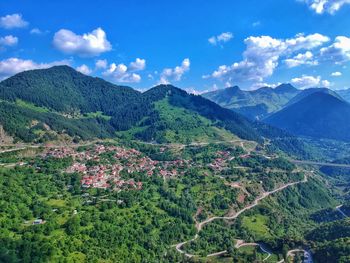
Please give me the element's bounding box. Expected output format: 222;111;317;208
285;87;343;107
0;65;140;115
117;84;263;143
0;66;263;144
0;66;311;158
265;91;350;142
0;66;142;142
202;84;300;120
337;88;350;103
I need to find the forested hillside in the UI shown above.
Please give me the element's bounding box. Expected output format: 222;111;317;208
266;92;350;142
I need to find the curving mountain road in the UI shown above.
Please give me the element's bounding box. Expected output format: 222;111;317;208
173;175;308;258
290;159;350;168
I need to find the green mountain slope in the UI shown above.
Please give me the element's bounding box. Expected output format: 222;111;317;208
285;87;343;107
0;67;262;144
0;65;140;115
202;84;300;120
265;92;350;142
119;84;263;143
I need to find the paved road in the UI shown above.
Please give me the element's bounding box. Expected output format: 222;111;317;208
290;159;350;168
207;242;272;261
173;175;308;258
0;141;102;154
0;145;40;154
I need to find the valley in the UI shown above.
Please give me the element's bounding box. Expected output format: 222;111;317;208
0;66;350;263
2;1;350;262
1;135;348;262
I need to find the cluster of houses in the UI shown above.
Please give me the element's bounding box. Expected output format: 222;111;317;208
208;151;233;172
44;144;193;191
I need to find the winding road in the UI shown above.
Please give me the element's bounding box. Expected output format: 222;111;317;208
290;159;350;168
173;175;308;258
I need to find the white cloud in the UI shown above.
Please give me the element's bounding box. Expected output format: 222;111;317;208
208;32;233;46
76;64;92;75
205;33;329;84
102;61;142;83
30;28;42;34
53;27;112;57
30;28;48;35
0;35;18;47
0;14;28;29
331;71;342;76
284;51;318;67
285;33;330;52
249;82;280;90
95;59;108;69
291;75;331;89
129;58;146;71
300;0;350;14
184;87;206;95
0;57;71;80
320;36;350;63
159;58;190;84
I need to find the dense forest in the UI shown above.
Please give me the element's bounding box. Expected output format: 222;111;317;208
0;66;311;159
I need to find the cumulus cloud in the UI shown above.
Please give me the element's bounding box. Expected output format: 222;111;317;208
76;64;92;75
53;27;112;57
285;33;330;52
291;75;331;89
0;35;18;47
0;14;28;29
159;58;190;84
331;71;342;76
208;32;233;46
284;51;318;67
300;0;350;14
0;57;71;80
95;59;108;69
204;33;329;84
102;59;146;83
184;87;207;95
320;36;350;63
129;58;146;71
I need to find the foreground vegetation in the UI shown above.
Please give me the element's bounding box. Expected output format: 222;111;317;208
0;140;348;262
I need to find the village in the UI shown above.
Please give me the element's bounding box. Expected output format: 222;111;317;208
41;144;243;192
43;144;198;191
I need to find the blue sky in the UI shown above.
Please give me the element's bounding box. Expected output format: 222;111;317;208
0;0;350;92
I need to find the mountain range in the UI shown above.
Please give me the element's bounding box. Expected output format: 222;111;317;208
1;65;349;151
202;84;300;120
0;66;265;144
203;83;350;143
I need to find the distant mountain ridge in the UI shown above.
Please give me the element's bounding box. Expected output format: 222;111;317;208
285;87;344;107
202;84;300;120
265;91;350;142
